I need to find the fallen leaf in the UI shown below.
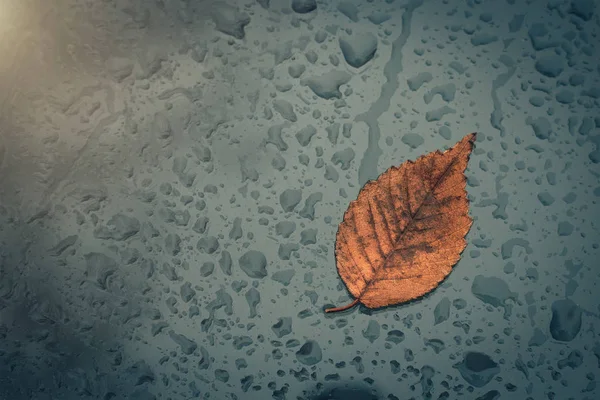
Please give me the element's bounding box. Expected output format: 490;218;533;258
325;133;477;313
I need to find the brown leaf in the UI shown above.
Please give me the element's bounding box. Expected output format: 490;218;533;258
325;133;477;313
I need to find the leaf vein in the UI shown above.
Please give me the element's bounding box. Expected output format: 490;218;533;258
367;195;386;260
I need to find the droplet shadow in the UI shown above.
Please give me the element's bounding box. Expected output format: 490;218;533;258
306;381;381;400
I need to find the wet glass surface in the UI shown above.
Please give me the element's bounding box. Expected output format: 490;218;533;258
0;0;599;399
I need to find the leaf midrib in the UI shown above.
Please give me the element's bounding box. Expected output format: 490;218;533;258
357;143;469;299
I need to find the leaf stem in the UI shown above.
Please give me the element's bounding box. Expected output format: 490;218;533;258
325;298;359;313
